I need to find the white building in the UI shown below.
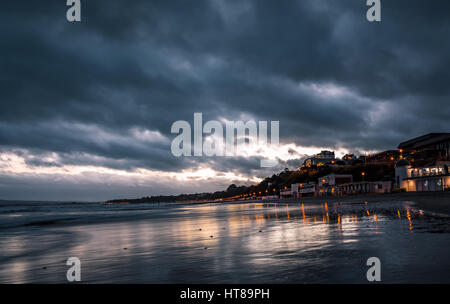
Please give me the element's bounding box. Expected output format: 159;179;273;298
303;150;336;167
283;182;318;198
298;182;317;197
291;183;300;198
395;159;450;192
339;181;392;194
318;173;353;187
317;173;353;196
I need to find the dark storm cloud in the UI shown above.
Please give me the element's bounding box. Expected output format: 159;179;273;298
1;0;450;199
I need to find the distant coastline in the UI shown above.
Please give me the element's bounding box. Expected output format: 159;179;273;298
107;191;450;216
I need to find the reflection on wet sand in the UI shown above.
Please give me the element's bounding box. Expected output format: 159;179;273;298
1;200;449;283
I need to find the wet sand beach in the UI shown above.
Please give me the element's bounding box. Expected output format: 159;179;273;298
1;193;450;283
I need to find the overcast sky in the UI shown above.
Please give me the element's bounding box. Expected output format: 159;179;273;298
1;0;449;201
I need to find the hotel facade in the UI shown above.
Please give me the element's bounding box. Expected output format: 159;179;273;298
395;159;450;192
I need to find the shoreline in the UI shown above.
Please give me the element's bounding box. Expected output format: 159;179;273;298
244;191;450;216
103;192;450;217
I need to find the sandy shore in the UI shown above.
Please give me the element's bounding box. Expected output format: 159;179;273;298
253;191;450;216
2;193;450;283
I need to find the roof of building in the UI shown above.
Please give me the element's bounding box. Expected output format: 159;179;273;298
398;133;450;149
395;159;411;167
